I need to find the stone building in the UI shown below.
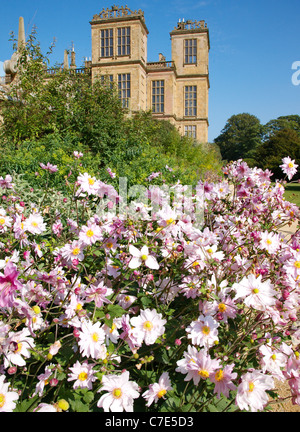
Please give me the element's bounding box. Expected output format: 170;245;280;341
2;7;210;142
90;5;210;143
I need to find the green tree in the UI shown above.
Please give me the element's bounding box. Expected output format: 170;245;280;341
0;28;126;161
214;113;264;163
254;128;300;180
263;115;300;140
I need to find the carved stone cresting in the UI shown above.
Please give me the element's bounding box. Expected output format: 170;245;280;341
92;5;144;21
174;20;207;31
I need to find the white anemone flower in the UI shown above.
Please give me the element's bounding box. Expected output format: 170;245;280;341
0;375;19;412
236;370;274;412
130;308;166;345
232;274;277;311
78;319;107;360
128;245;159;270
4;328;35;368
142;372;173;406
97;371;140;412
186;314;219;348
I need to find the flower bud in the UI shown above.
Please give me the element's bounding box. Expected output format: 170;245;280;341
7;366;17;375
49;378;58;387
57;399;69;411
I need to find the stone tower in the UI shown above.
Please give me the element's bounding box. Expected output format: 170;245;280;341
170;19;210;143
90;5;149;111
90;6;210;143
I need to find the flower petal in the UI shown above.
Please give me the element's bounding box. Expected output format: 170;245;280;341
129;245;141;257
145;255;159;270
128;257;141;269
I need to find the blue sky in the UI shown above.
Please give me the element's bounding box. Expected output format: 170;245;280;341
1;0;299;142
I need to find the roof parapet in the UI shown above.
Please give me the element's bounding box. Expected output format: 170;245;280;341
91;5;145;22
172;19;208;32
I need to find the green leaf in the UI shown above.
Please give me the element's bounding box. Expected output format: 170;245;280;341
83;391;94;404
15;395;40;412
69;398;90;412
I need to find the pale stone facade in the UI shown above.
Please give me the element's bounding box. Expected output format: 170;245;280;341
2;8;210;142
90;6;210;143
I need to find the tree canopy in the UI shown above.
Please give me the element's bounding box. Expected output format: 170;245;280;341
214;113;264;162
214;113;300;180
254;128;300;180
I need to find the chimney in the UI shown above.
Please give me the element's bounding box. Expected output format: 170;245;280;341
64;50;69;70
70;45;76;69
84;57;92;69
17;17;25;51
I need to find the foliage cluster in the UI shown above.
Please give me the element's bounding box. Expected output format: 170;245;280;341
215;113;300;180
0;29;222;189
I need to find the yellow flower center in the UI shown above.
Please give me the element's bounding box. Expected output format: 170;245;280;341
166;218;174;225
92;332;99;342
106;242;113;249
72;247;81;256
31;221;38;227
202;325;210;335
78;372;88;381
143;321;153;331
192;261;199;267
252;288;259;294
86;229;94;238
294;261;300;269
32;305;41;315
288;162;294;168
248;382;255;392
266;239;272;245
110;323;117;333
112;388;122;399
157;389;167;398
88;178;95;185
215;370;224;382
207;248;213;254
218;303;227;313
198;369;210;379
15;342;22;353
0;218;5;225
0;394;5;408
271;354;277;361
141;254;148;261
76;303;82;311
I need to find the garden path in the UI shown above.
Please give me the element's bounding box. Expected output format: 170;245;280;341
271;219;299;412
228;183;299;410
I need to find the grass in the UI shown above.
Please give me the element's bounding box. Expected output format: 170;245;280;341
283;182;300;208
